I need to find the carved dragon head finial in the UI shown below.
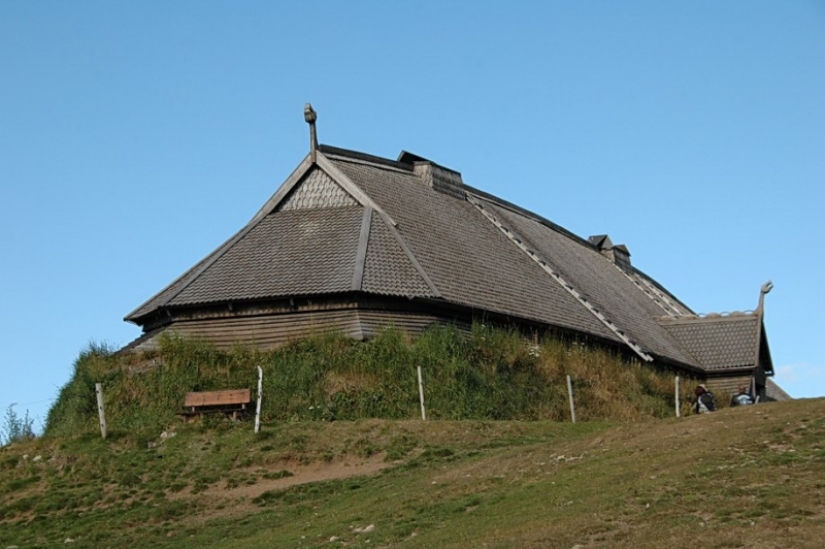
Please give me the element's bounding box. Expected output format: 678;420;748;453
304;103;318;162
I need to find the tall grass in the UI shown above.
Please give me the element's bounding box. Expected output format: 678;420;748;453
1;404;36;446
44;324;699;440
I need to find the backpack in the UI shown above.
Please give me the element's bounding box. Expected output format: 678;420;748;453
696;392;716;413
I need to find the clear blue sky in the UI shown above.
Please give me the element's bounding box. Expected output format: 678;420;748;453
1;2;823;431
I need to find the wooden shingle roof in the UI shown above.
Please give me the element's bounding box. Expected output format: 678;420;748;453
125;143;775;377
658;314;763;372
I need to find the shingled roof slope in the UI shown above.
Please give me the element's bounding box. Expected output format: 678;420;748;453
328;154;621;344
323;149;720;367
361;211;439;298
125;142;776;380
173;207;363;304
126;206;364;318
125;164;438;321
483;201;697;365
658;314;761;371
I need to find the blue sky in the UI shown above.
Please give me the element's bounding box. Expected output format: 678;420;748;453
1;2;823;431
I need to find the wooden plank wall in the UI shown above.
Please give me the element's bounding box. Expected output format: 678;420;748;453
358;310;470;338
707;375;753;399
129;309;363;352
126;308;466;352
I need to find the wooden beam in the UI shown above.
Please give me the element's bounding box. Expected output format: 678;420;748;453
352;208;373;291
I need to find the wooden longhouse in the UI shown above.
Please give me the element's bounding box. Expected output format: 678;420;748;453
123;106;787;402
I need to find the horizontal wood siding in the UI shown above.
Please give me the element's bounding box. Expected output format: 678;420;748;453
130;310;365;351
707;374;754;399
126;307;475;353
358;310;470;339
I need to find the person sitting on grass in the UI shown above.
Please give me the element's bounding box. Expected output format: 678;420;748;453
730;386;755;407
693;384;716;414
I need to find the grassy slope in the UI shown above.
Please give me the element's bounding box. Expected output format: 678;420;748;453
44;327;700;442
1;399;824;548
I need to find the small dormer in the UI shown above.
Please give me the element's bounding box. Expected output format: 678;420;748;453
398;150;465;199
589;234;632;273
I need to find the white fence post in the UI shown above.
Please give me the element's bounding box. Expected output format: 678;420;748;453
255;366;263;434
675;376;681;418
566;375;576;424
417;365;427;421
95;383;107;439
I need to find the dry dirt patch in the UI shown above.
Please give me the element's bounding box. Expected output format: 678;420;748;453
172;452;393;503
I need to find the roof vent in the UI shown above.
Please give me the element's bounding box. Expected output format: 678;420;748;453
398;150;465;199
589;234;632;273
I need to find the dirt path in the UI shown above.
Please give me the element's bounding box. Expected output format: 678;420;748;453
214;452;391;500
168;451;393;507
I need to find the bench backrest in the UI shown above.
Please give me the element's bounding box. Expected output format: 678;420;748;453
184;389;251;408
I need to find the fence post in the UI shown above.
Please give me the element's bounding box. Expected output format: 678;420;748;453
675;376;681;418
566;375;576;424
417;365;427;420
255;366;263;434
95;383;107;439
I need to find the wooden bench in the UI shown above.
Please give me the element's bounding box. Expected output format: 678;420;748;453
180;389;252;421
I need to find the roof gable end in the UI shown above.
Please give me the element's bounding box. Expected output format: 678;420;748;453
658;313;761;372
125;151;431;323
277;168;358;211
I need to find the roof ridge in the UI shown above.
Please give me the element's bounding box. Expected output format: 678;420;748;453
314;153;440;298
631;272;691;317
318;144;413;172
630;266;695;315
373;209;442;298
658;313;758;325
322;146;623;260
607;263;688;318
466;189;693;321
326;154;416;178
315;153;399;226
465;189;596;252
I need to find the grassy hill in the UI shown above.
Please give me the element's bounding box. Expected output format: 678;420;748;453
2;398;824;548
43;325;701;441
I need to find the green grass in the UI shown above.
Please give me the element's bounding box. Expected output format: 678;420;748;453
5;324;797;547
45;324;701;442
1;400;824;548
